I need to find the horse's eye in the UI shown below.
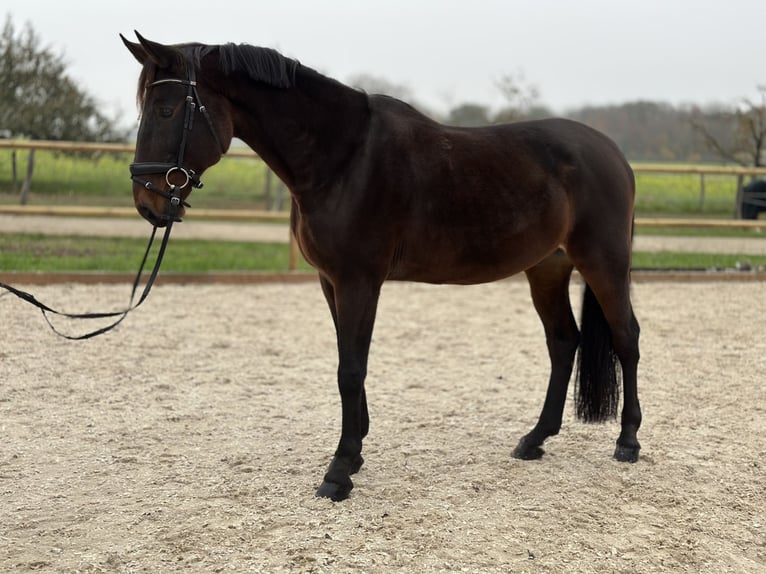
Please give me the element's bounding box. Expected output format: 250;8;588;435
159;106;174;119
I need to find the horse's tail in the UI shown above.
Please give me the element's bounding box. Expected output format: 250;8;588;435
574;283;620;423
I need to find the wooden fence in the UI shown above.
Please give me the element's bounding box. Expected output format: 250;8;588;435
5;140;766;214
5;139;766;169
4;140;766;207
0;139;256;158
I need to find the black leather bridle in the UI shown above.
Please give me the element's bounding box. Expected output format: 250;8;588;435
0;59;226;339
129;56;226;219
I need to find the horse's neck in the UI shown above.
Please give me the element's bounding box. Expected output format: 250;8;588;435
231;69;370;195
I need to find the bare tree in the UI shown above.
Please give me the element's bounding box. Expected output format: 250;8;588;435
493;72;551;122
690;87;766;217
690;86;766;167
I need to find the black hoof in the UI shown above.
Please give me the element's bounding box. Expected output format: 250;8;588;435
316;479;353;502
614;444;640;463
512;436;545;460
315;453;363;501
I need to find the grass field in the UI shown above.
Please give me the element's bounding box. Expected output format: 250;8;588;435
0;234;313;273
0;149;276;209
634;171;738;216
0;233;763;273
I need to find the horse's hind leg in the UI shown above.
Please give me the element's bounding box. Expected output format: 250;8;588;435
588;274;641;461
569;250;642;463
513;250;580;460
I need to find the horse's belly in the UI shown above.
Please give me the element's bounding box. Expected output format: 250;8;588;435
388;237;558;285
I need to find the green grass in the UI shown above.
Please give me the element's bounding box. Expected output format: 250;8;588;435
0;149;275;209
634;171;737;216
0;233;763;273
0;151;133;199
0;234;313;273
632;251;766;270
635;226;766;238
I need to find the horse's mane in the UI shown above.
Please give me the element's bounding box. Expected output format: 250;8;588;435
137;43;299;108
216;43;298;89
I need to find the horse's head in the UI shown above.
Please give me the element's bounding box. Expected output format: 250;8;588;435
121;32;232;226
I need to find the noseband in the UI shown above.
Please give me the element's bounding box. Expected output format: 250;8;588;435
129;58;226;219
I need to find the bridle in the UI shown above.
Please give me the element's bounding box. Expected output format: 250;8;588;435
129;56;226;219
0;59;227;340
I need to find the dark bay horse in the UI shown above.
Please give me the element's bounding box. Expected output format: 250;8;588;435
121;32;642;501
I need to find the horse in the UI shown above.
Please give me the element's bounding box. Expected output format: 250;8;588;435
120;32;642;502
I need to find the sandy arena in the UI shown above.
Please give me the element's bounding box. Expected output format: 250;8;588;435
1;279;764;573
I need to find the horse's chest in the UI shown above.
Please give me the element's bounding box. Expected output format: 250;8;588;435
291;212;349;270
291;216;323;268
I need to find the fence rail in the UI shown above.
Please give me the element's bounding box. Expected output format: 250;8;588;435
0;139;259;159
4;139;766;175
3;205;766;230
0;204;289;221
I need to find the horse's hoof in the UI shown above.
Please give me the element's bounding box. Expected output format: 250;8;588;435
614;444;640;463
512;437;545;460
316;479;353;502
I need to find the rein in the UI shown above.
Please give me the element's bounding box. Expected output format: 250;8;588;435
0;188;181;340
0;56;221;340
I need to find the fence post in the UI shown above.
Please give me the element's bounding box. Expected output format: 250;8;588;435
19;149;35;205
274;180;287;211
264;168;273;208
734;174;744;219
698;173;706;211
289;230;298;271
11;150;18;194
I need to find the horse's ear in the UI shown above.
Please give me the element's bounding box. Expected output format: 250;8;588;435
120;33;148;65
126;31;176;69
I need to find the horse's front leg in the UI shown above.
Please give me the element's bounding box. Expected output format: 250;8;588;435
316;275;381;501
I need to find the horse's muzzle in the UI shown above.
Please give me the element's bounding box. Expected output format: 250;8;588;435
136;203;172;227
132;178;188;227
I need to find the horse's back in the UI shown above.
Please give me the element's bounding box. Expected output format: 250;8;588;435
367;97;633;208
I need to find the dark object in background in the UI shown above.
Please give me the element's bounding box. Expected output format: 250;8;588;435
741;180;766;219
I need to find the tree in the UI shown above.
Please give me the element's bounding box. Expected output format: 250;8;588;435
1;15;129;202
690;87;766;167
571;101;700;162
446;103;492;127
689;88;766;217
347;72;436;117
492;72;552;123
0;15;127;141
347;73;414;102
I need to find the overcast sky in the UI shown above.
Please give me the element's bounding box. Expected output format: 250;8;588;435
4;0;765;128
